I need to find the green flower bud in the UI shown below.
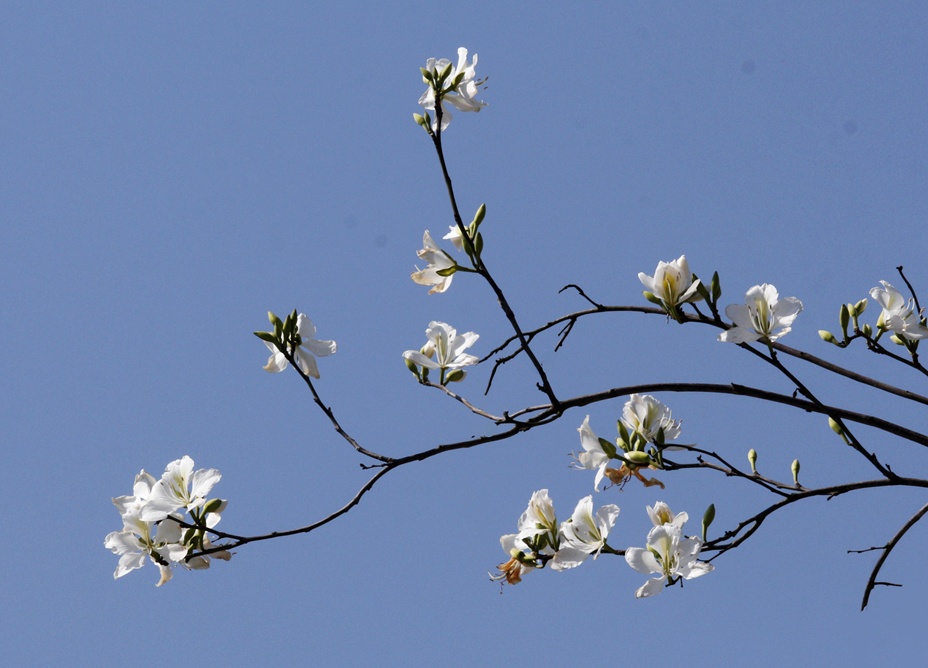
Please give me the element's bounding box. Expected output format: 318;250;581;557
625;450;652;466
828;417;843;435
862;323;872;337
413;113;428;128
642;291;664;307
748;448;758;473
405;357;421;379
254;330;277;344
710;271;722;304
202;498;225;515
445;369;466;383
818;330;838;344
701;503;716;542
854;298;868;315
472;203;487;229
839;304;850;333
791;459;801;485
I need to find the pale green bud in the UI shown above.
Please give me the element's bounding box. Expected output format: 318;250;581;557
854;299;867;315
791;459;800;485
748;448;758;474
701;504;716;542
818;330;838;345
413;113;428;128
445;369;466;383
839;304;850;333
625;450;652;466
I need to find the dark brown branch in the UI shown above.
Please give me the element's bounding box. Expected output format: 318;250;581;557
859;500;928;610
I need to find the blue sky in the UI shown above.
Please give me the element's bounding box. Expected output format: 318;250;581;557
3;2;927;665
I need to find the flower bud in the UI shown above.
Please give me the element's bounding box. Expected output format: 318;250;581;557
413;113;428;128
839;304;850;333
791;459;801;485
642;291;664;307
818;330;838;345
471;203;487;228
854;298;868;315
445;369;466;383
748;448;757;473
202;498;225;515
862;323;873;337
625;451;652;466
701;503;716;542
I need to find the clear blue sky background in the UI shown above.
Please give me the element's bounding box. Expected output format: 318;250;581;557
3;2;927;666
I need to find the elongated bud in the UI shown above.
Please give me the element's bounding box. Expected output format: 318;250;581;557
445;369;466;383
702;504;716;542
203;498;225;514
472;203;486;228
254;330;277;344
642;291;664;307
711;271;721;304
818;330;838;345
748;448;757;474
854;298;867;315
791;459;801;485
862;323;873;337
828;417;852;444
839;304;850;334
405;357;421;379
624;450;652;466
413;113;428;128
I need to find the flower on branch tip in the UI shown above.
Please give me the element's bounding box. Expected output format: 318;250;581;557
105;457;230;586
402;321;479;382
411;230;457;294
625;516;713;598
263;313;337;378
638;255;702;317
869;281;928;341
551;496;620;571
140;455;222;522
646;501;688;530
491;489;559;585
718;283;802;344
419;47;487;132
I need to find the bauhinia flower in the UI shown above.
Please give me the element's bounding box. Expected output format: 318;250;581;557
551;496;620;571
140;455;222;522
718;283;803;344
106;459;231;586
639;255;702;316
571;416;612;490
869;281;928;340
402;321;479;375
646;501;688;530
419;47;487;132
411;230;457;294
263;313;337;378
491;489;559;585
622;394;682;444
624;519;713;598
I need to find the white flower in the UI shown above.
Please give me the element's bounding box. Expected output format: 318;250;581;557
551;496;620;571
622;394;682;443
646;501;688;530
402;321;479;372
140;456;221;522
638;255;702;313
571;416;611;490
105;472;189;586
263;313;337;378
411;230;457;294
719;283;803;344
443;225;466;251
516;489;559;551
870;281;928;340
625;522;713;598
419;47;487;132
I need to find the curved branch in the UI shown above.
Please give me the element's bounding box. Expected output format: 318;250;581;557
859;500;928;610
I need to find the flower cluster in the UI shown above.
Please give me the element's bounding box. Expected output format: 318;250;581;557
572;394;681;491
417;47;487;133
104;456;230;586
625;502;713;597
491;490;619;584
403;320;479;384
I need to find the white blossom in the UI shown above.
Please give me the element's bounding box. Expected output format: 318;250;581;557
719;283;802;344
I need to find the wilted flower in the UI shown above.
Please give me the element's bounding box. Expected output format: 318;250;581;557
639;255;702;316
869;281;928;340
551;496;620;571
625;519;713;598
491;534;539;585
419;47;487;132
718;283;802;344
411;230;457;294
263;313;337;378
